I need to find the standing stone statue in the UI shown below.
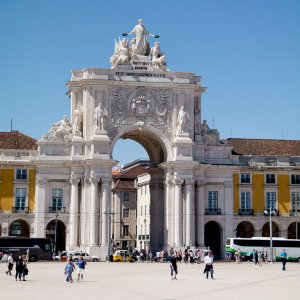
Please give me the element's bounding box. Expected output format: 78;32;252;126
73;104;83;135
123;19;159;56
94;102;108;131
177;106;189;134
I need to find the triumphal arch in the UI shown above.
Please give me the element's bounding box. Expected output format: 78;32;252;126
35;20;235;258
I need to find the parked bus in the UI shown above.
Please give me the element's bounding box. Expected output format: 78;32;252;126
0;237;53;262
226;237;300;262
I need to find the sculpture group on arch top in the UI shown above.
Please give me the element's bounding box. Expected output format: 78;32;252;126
40;19;224;147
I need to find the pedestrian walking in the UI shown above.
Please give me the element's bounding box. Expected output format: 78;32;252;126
170;253;178;280
203;251;214;279
76;255;86;281
258;251;263;266
22;255;29;281
64;258;75;283
280;249;287;271
6;252;14;276
15;255;24;281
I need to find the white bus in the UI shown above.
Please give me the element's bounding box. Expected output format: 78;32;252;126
226;237;300;262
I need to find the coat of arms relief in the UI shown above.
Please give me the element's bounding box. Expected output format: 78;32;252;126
108;87;170;138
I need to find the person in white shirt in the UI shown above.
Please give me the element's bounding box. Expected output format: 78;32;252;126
6;252;14;276
203;251;214;279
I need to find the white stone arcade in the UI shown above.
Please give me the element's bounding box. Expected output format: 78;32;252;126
35;21;234;258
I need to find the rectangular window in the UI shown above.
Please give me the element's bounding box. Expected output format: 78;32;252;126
123;208;129;218
291;175;300;185
123;191;129;201
16;169;27;180
208;191;218;209
241;192;251;209
240;173;250;184
266;174;276;184
15;188;26;210
266;192;276;210
52;189;63;211
291;192;300;212
123;225;129;236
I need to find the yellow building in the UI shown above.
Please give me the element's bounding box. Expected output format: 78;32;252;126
228;138;300;239
0;131;37;236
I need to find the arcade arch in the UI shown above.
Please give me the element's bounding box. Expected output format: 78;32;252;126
287;222;300;239
236;221;254;238
46;220;66;254
9;219;30;237
262;222;280;237
204;221;222;259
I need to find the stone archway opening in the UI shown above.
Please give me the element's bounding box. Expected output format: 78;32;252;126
112;127;169;252
9;219;30;237
287;222;300;239
205;221;222;259
46;220;66;254
262;222;280;237
236;221;254;238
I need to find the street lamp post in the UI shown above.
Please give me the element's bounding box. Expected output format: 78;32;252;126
264;207;276;263
54;214;59;255
105;209;115;262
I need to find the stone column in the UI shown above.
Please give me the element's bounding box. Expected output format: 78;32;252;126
223;181;233;259
174;179;183;247
89;176;99;246
196;180;206;247
101;179;111;246
185;180;195;247
164;174;173;248
34;178;47;237
69;177;80;248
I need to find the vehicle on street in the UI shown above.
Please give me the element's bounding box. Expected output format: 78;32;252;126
72;252;100;262
113;250;136;262
226;237;300;262
53;250;75;261
0;237;53;262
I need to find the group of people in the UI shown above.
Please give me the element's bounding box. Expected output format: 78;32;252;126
169;250;214;280
5;252;29;281
64;255;87;283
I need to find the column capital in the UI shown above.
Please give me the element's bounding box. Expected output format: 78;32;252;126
224;181;232;188
196;180;206;187
89;176;100;185
185;179;195;186
101;178;111;185
37;178;47;186
70;178;80;185
173;178;184;186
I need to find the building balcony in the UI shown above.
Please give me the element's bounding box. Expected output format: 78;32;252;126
263;209;279;216
205;208;221;215
48;207;66;213
12;207;30;213
238;209;254;216
289;209;300;216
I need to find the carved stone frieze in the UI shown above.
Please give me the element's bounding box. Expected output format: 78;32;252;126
108;87;170;138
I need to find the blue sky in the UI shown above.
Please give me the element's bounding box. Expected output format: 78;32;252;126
1;0;299;165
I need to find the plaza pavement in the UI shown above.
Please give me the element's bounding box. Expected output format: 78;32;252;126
1;260;300;300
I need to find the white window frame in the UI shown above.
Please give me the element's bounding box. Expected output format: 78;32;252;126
291;175;300;185
123;208;130;218
15;169;28;180
240;191;251;210
14;187;27;211
52;188;63;211
123;225;129;236
208;191;218;209
240;173;251;184
291;192;300;212
265;191;277;210
265;174;276;184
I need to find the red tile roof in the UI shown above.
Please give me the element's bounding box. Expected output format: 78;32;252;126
227;138;300;156
0;131;37;150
